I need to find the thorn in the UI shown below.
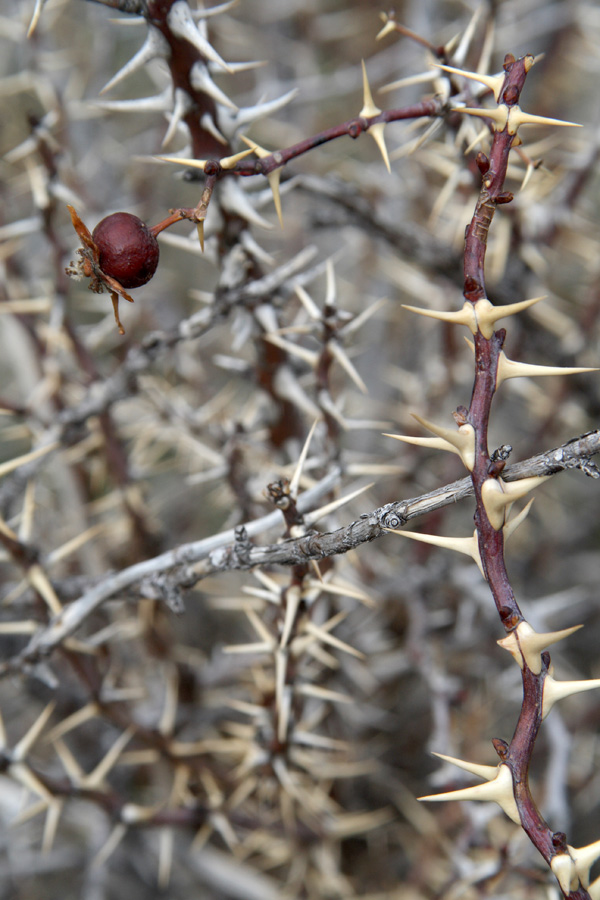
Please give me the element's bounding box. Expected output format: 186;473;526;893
419;762;520;824
158;828;174;889
280;586;301;649
464;126;491;155
310;559;323;581
496;351;597;386
431;751;499;781
226;88;298;131
10;761;55;804
263;333;319;367
383;432;460;455
167;1;233;72
85;727;134;789
273;367;322;419
92;823;128;869
200;112;228;145
341;296;387;336
542;674;600;719
328;341;368;393
26;0;46;38
28;564;62;615
189;62;238;111
507;106;582;135
473;296;545;339
162;88;192;148
411;414;476;471
387;528;484;576
41;800;62;854
295;284;321;320
96;88;173;114
296;683;352;704
14;702;56;760
402;301;478;332
100;27;169;94
304;482;373;528
550;854;579;894
434;64;505;101
240;136;284;227
155;158;208;176
191;0;240;19
301;618;365;660
481;475;550;530
375;16;397;41
275;649;290;743
497;621;583;675
325;258;336;307
456;104;509;131
379;71;438;95
197;221;205;252
289;419;319;499
520;161;535;191
158;668;179;737
503;499;534;542
219;147;255;169
220;179;274;229
0;441;59;479
568;839;600;889
360;60;381;119
369;123;391;173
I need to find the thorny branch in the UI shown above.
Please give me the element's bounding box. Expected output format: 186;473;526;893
2;429;598;677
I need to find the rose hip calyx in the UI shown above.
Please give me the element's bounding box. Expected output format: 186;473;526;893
92;212;159;289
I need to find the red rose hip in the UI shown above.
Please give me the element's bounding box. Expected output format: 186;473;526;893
92;212;159;289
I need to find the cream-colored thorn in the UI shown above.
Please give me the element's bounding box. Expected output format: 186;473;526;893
240;135;284;227
376;16;397;41
503;499;534;542
542;674;600;719
568;839;600;889
369;123;391;173
507;106;582;135
431;751;499;781
434;64;505;102
590;876;600;900
418;762;520;824
360;60;381;118
481;475;549;531
550;853;579;894
155;154;208;171
456;104;509;132
402;301;478;332
388;528;484;576
383;432;458;454
496;351;597;385
411;414;476;471
220;147;255;169
497;621;582;674
473;296;544;339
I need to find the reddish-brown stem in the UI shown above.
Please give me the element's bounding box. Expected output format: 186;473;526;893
462;54;592;900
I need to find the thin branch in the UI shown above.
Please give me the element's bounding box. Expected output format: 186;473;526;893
3;430;597;677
